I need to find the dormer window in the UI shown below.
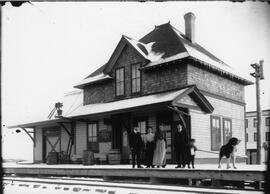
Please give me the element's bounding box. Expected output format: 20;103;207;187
131;63;141;93
115;67;125;96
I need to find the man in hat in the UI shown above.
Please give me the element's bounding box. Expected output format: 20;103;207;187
129;126;143;168
174;123;188;168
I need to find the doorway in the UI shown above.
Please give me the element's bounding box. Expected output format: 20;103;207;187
42;126;61;162
111;113;131;163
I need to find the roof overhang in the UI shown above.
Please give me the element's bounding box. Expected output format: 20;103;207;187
74;74;112;89
8;86;214;129
7;118;70;129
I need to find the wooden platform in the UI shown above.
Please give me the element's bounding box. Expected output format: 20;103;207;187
3;163;266;190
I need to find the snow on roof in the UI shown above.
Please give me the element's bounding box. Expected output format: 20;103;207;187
74;73;112;89
124;36;165;62
68;88;189;118
183;43;252;82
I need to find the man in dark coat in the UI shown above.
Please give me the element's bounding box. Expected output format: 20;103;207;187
129;126;143;168
174;123;188;168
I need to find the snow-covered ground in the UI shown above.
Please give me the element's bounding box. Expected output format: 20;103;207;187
3;177;263;194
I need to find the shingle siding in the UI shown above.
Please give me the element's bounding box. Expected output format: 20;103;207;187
142;63;188;94
187;64;245;103
84;45;188;105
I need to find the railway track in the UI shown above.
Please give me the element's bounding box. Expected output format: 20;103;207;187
3;176;263;194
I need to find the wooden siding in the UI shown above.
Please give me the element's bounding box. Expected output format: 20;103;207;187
190;95;246;159
34;127;43;162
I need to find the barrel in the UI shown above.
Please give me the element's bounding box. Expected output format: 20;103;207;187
108;149;121;164
46;152;59;165
82;150;95;165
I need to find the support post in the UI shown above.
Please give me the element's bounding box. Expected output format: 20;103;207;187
250;60;264;164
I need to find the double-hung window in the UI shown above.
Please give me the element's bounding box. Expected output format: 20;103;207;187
116;68;124;96
131;63;141;93
265;117;270;126
253;118;257;127
211;116;221;151
223;118;232;144
254;132;257;142
87;122;98;152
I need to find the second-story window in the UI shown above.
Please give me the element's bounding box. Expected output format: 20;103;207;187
116;67;124;96
254;132;257;142
266;132;269;141
265;117;270;126
253;118;257;127
131;63;141;93
245;119;248;128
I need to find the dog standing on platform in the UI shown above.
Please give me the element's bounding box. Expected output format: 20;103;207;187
218;137;241;169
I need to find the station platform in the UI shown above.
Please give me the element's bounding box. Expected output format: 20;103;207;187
3;163;267;190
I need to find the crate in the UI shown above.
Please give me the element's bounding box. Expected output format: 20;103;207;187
82;150;95;165
108;149;121;164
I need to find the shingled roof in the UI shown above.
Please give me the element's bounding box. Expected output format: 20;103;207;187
74;22;252;89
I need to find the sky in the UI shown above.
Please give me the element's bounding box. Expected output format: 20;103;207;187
2;1;270;160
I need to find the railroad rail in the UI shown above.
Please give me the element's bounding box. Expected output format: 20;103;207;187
3;176;263;194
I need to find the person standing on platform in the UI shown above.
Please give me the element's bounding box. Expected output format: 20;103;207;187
187;138;197;168
145;126;155;168
153;124;167;168
129;126;143;168
174;123;188;168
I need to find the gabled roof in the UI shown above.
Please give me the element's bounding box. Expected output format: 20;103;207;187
74;22;253;89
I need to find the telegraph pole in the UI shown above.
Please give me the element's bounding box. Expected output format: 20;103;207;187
250;60;264;164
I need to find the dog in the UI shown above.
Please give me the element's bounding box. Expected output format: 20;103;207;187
218;137;241;169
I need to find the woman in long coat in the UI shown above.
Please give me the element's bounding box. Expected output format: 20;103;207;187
152;126;167;168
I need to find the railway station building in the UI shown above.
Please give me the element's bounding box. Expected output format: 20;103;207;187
9;12;253;165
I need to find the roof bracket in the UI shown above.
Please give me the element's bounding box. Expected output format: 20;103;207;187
21;127;35;145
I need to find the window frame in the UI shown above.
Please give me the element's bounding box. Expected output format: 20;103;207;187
131;63;142;94
246;133;248;142
245;119;248;128
86;121;99;152
115;67;125;97
254;132;257;142
266;132;269;141
210;115;221;151
253;118;257;127
133;116;148;135
265;117;270;127
223;118;232;144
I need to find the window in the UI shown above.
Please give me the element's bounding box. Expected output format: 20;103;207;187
211;116;221;151
253;118;257;127
254;132;257;142
265;117;270;126
246;133;248;142
133;117;147;135
87;122;98;152
115;68;124;96
266;132;269;141
131;63;141;93
245;119;248;128
223;118;232;144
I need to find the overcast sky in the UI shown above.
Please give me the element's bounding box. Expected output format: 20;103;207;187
2;1;270;160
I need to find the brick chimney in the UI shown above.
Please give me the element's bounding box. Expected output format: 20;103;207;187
184;12;196;43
